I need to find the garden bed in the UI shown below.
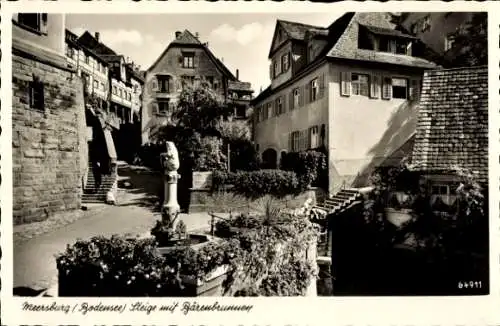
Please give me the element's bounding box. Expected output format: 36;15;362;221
56;210;319;297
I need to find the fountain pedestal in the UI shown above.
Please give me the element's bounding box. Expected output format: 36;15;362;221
160;142;181;225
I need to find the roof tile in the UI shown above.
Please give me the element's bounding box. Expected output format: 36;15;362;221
411;66;488;182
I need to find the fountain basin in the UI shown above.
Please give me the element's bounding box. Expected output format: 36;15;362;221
156;233;212;254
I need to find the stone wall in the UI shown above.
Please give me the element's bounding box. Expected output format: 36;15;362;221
12;50;86;225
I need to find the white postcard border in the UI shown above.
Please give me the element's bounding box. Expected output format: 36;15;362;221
1;1;499;325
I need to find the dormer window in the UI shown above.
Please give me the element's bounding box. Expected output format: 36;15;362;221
358;24;414;56
281;53;290;72
274;60;279;78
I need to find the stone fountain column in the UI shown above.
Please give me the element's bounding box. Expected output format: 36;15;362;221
160;142;181;225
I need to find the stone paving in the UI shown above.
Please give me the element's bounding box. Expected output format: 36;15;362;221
13;167;214;295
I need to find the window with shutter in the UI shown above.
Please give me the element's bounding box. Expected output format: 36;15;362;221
299;86;305;106
309;126;319;149
370;75;380;98
302;130;308;150
311;78;319;101
151;77;158;92
382;77;392;100
320;124;326;147
152;102;159;115
289;91;294;111
291;131;300;152
276;96;284;115
392;78;408;99
340;71;351;96
351;74;369;97
318;74;325;99
293;88;300;109
305;83;311;104
409;79;420;100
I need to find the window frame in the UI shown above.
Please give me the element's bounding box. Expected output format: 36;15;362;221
158;100;169;115
276;96;283;115
310;78;319;101
293;88;300;108
182;53;195;69
29;79;45;111
351;73;370;97
444;34;455;52
291;131;300;152
16;13;48;35
392;77;409;99
281;52;290;72
309;125;319;149
157;76;170;93
274;60;280;77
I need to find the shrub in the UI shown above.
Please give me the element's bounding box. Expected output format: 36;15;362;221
212;170;301;199
194;136;227;171
280;150;328;189
232;170;300;199
56;236;183;296
212;170;238;191
58;213;319;297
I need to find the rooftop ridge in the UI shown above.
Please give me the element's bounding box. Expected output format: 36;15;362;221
277;19;327;30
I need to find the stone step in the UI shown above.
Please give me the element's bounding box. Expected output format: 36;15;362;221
82;195;107;201
325;198;345;205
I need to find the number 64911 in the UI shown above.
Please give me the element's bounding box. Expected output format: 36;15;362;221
458;281;482;289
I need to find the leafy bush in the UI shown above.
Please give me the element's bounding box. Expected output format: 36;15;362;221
280;150;328;189
58;212;319;297
212;170;301;198
212;170;238;191
56;236;183;296
232;170;301;199
194;136;227;171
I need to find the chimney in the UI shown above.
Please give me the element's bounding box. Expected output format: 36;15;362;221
236;69;239;80
95;32;100;42
175;31;182;39
195;32;199;39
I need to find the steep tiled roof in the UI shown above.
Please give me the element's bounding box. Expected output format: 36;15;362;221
170;30;202;45
78;31;117;57
147;30;237;81
327;12;436;69
360;24;417;39
411;66;488;182
254;12;437;104
278;20;326;41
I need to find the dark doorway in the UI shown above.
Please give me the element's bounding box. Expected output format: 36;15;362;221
261;148;277;169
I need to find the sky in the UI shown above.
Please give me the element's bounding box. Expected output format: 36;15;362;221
66;13;341;95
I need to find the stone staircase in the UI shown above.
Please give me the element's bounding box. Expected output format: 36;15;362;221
321;188;363;214
82;165;117;204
